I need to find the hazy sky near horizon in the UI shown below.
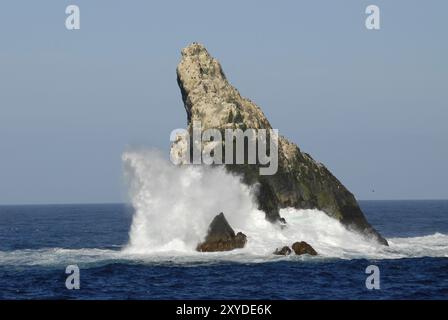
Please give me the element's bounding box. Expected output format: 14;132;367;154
0;0;447;204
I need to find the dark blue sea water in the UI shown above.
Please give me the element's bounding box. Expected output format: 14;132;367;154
0;201;447;299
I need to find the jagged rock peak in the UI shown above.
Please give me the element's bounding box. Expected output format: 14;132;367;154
176;42;271;130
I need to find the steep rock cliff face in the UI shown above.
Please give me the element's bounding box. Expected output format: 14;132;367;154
173;43;388;245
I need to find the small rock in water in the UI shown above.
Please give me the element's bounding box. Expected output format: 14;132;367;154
196;212;247;252
273;246;292;256
291;241;318;256
278;217;287;230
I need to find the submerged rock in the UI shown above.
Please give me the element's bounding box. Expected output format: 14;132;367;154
196;213;247;252
273;246;292;256
174;42;388;246
292;241;318;256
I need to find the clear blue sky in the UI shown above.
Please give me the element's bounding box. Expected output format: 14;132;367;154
0;0;447;204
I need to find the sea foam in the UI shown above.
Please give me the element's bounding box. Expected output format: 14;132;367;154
0;150;446;267
118;150;448;260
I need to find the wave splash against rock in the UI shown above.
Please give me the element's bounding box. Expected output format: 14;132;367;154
173;43;388;246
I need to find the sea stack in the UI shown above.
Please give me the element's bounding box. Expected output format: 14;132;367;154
173;43;388;246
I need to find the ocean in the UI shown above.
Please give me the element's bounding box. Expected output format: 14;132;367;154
0;200;447;300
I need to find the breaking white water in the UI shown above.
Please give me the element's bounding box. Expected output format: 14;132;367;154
118;150;448;261
0;150;447;267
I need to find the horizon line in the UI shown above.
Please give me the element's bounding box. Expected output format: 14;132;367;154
0;199;448;207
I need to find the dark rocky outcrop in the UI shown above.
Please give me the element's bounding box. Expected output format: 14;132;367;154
292;241;318;256
273;246;292;256
196;212;247;252
173;43;388;246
